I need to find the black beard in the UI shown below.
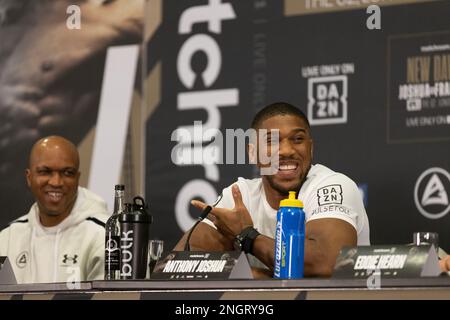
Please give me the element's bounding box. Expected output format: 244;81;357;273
265;175;302;196
264;164;312;196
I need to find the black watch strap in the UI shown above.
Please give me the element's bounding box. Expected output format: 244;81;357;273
238;226;260;254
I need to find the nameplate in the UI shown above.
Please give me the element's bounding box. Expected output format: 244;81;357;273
150;251;253;280
0;257;17;285
332;245;441;278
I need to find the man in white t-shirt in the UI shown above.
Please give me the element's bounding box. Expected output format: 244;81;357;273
175;102;370;278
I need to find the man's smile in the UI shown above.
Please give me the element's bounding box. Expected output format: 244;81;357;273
275;160;301;179
45;191;64;203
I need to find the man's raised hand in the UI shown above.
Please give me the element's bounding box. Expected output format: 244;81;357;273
191;184;253;241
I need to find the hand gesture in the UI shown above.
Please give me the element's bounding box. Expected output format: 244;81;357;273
191;184;253;241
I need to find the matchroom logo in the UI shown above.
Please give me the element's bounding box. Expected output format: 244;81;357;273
414;167;450;219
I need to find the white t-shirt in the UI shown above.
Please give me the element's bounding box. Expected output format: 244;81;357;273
206;164;370;245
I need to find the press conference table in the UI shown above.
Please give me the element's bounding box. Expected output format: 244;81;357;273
0;277;449;300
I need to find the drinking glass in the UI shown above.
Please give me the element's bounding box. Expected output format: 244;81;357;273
413;232;439;254
148;240;164;277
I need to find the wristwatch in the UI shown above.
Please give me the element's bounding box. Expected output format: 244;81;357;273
233;226;260;254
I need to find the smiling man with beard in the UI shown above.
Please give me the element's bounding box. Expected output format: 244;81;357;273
175;102;370;278
0;136;109;283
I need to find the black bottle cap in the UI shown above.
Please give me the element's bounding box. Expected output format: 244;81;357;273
124;203;133;212
115;184;125;191
118;197;152;224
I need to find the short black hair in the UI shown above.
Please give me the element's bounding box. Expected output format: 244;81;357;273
251;102;310;129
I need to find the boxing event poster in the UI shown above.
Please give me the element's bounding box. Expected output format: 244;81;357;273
145;0;450;251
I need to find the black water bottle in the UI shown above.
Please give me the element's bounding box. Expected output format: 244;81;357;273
105;185;125;280
119;196;152;279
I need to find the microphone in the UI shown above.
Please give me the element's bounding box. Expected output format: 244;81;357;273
184;194;222;251
199;205;213;220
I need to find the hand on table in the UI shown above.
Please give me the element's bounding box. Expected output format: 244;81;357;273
440;256;450;273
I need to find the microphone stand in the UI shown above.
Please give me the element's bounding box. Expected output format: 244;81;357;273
184;206;212;251
184;193;223;251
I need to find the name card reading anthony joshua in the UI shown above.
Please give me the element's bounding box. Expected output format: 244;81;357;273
151;251;252;280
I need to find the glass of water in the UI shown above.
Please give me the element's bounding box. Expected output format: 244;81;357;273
148;240;164;277
413;232;439;254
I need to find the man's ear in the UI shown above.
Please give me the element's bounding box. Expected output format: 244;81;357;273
247;143;257;164
25;169;31;187
310;139;314;158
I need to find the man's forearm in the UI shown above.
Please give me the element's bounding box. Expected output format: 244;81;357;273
303;238;336;277
173;222;233;252
251;235;275;271
251;235;341;277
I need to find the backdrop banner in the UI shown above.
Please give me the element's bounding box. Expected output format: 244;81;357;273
0;0;144;226
144;0;450;252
